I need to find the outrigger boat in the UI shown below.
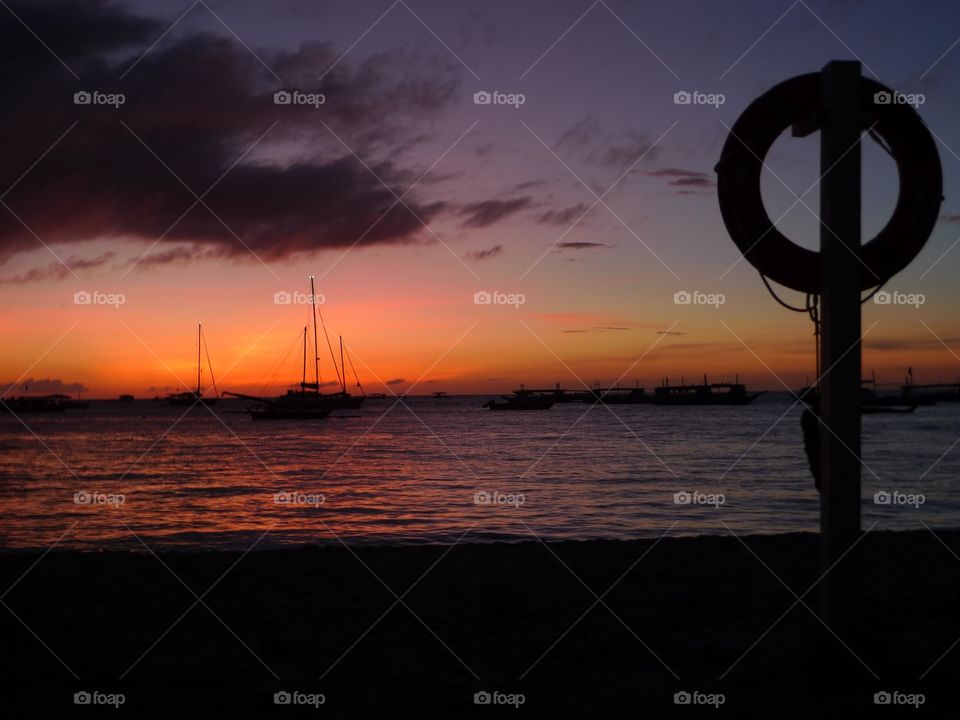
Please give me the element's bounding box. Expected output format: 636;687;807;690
483;385;555;410
589;380;652;405
652;375;764;406
900;367;960;403
167;323;219;407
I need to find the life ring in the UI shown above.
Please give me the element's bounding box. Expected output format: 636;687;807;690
716;73;942;294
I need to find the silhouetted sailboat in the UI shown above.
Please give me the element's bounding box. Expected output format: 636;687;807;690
224;276;364;419
167;323;219;406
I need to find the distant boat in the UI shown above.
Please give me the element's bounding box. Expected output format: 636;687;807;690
652;375;764;406
483;385;555;410
432;391;450;398
797;372;930;412
41;393;88;409
167;323;219;407
589;381;651;405
118;394;135;402
224;276;363;419
0;395;66;413
367;393;387;399
900;368;960;403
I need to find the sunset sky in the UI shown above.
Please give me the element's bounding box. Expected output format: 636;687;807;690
2;0;959;397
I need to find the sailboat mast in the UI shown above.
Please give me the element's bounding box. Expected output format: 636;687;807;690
196;322;202;394
302;326;307;388
339;336;345;393
309;275;320;390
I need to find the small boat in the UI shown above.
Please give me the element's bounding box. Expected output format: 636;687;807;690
367;393;387;399
432;391;451;399
483;386;555;410
118;394;135;402
653;375;764;406
167;323;219;407
41;393;88;409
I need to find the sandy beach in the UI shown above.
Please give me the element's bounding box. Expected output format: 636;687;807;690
2;529;958;718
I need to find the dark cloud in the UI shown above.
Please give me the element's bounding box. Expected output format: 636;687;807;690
460;197;533;228
0;1;462;267
464;244;503;261
3;377;88;394
0;252;115;283
644;168;715;191
657;330;687;336
941;214;960;224
538;203;591;226
557;241;609;250
385;378;406;386
563;326;631;333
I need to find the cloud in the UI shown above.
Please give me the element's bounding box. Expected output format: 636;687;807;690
941;214;960;224
464;244;503;261
657;330;686;336
459;197;533;228
556;241;609;250
385;377;406;386
538;203;591;226
3;377;88;394
0;252;115;283
563;326;631;333
0;1;462;267
644;168;715;191
556;116;661;170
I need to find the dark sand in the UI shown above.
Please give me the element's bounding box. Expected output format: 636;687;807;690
2;530;958;718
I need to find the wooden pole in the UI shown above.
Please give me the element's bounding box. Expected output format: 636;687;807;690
817;61;862;628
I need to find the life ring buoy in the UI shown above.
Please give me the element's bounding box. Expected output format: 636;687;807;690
716;73;942;294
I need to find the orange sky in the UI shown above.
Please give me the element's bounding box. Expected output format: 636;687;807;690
2;240;957;398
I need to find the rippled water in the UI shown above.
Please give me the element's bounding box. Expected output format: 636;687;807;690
0;394;958;549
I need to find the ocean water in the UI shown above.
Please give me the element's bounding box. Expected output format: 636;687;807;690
0;393;958;550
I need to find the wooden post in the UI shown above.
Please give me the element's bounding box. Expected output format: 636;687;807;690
817;61;862;628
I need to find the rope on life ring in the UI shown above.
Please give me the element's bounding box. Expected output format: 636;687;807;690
715;73;943;294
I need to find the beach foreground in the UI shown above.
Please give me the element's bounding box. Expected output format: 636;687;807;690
2;530;958;718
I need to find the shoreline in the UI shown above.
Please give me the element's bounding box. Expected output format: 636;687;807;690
2;529;958;717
